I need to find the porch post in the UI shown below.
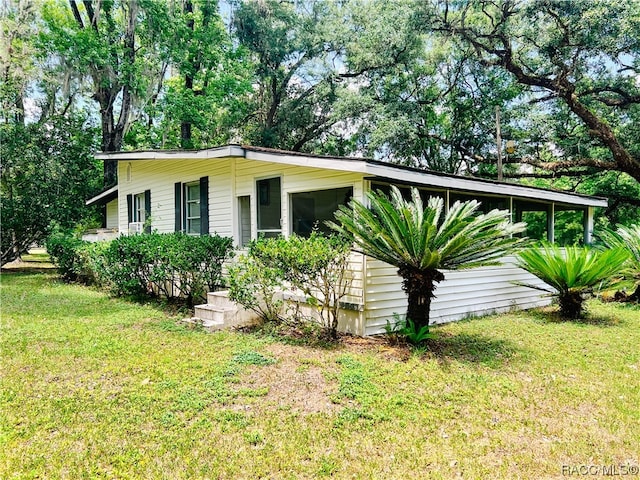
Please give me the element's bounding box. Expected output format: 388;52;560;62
509;197;514;223
547;203;555;243
583;207;594;245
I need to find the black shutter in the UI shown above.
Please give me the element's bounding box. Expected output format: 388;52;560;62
174;182;182;232
144;189;151;233
126;194;133;224
200;176;209;235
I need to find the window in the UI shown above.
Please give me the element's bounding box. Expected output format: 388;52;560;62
174;177;209;235
257;177;281;238
554;207;586;246
238;196;251;247
514;200;549;240
291;186;353;237
127;190;151;233
133;193;145;222
185;182;201;235
449;192;508;213
371;182;445;204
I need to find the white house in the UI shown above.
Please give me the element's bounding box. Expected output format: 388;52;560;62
87;145;608;335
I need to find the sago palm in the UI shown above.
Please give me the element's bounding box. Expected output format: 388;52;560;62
328;186;527;331
600;224;640;301
516;243;629;319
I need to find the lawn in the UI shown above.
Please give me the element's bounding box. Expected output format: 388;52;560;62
1;271;639;479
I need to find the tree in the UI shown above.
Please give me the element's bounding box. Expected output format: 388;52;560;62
334;0;524;174
430;0;640;184
232;0;348;151
0;117;102;265
1;0;38;125
517;243;629;319
40;0;167;184
153;0;251;150
329;186;526;331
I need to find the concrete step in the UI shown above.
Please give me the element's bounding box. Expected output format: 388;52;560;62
193;304;234;330
206;290;237;308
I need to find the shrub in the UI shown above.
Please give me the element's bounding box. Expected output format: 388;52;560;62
45;230;85;281
384;314;434;346
48;232;233;306
600;224;640;301
75;241;111;285
228;233;353;338
98;233;233;305
228;250;285;323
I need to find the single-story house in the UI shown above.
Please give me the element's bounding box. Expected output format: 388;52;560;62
87;145;608;335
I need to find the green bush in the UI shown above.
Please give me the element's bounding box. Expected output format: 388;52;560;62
228;251;285;323
228;233;353;338
98;233;233;305
47;232;234;306
75;241;111;286
600;224;640;301
45;230;85;281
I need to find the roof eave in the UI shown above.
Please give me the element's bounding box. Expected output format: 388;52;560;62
86;185;118;206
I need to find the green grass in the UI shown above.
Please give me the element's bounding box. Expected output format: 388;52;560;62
2;272;639;479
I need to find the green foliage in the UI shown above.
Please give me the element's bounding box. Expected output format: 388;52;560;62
600;224;640;300
430;1;640;187
0;118;101;266
330;186;527;330
39;0;167;158
228;233;352;338
46;232;233;306
385;315;435;346
517;243;630;319
228;250;285;324
149;1;252;149
232;0;347;151
45;230;85;281
231;351;277;367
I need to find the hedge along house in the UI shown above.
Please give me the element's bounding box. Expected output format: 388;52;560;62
89;145;608;336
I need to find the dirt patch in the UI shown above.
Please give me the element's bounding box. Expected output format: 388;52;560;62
233;337;410;414
339;333;412;361
236;344;340;414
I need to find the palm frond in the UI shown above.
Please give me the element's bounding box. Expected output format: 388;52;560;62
517;243;630;294
329;186;525;272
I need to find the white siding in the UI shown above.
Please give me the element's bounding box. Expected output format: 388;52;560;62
363;256;551;336
106;199;118;229
118;158;365;243
117;159;233;237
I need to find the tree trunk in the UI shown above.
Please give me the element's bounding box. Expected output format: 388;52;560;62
398;266;445;331
181;0;195;149
558;290;585;319
97;91;120;185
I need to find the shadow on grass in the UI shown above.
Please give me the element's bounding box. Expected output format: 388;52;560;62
1;266;57;275
424;332;522;368
529;306;624;328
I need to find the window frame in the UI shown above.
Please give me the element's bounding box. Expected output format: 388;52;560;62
256;176;282;238
289;185;354;237
133;192;145;223
184;181;201;236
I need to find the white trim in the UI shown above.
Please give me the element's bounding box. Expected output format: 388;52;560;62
364;164;606;208
86;185;118;206
95;145;245;161
255;175;283;238
94;145;608;208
